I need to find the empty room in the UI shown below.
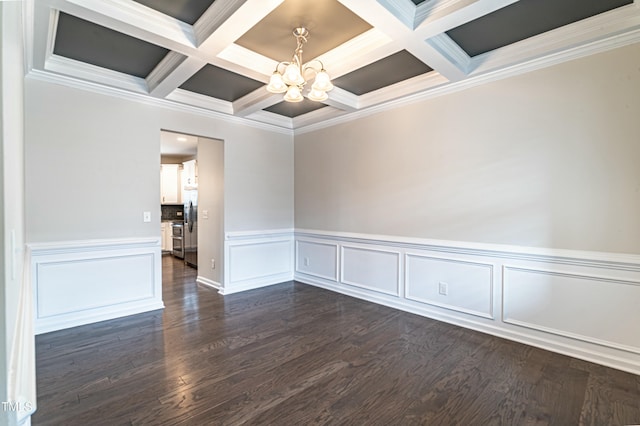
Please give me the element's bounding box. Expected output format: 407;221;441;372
1;0;640;424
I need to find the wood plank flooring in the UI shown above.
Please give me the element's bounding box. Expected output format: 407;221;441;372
32;256;640;425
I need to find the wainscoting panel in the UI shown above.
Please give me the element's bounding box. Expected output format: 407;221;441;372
293;229;640;375
503;265;640;354
30;238;163;334
295;239;339;282
405;253;494;319
341;245;400;296
223;229;294;294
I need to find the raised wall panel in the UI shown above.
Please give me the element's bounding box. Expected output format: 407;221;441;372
37;254;154;317
503;266;640;354
294;229;640;375
224;231;294;294
295;240;338;281
405;253;494;318
30;238;163;334
341;245;400;296
229;240;291;282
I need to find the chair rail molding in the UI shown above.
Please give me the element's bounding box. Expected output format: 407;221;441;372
293;228;640;375
29;237;164;334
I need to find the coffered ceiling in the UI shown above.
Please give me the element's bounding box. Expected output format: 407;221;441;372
26;0;640;132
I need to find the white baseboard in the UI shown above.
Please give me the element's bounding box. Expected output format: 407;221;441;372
29;237;164;334
196;275;222;291
294;229;640;375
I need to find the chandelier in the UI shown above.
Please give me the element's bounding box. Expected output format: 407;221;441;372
266;27;333;103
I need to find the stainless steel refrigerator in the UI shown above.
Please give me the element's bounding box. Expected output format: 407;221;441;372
183;189;198;268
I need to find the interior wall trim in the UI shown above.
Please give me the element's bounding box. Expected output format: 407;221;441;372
294;229;640;270
25;69;294;135
405;252;495;319
223;229;294;295
196;275;222;291
29;237;164;334
294;29;640;135
502;264;640;356
340;244;401;297
293;229;640;375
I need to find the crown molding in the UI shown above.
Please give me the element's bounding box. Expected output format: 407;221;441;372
26;69;294;135
45;54;148;93
295;31;640;135
469;3;640;75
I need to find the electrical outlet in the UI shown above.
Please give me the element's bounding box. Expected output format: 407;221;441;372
211;259;215;269
202;209;209;219
304;257;310;267
438;281;448;296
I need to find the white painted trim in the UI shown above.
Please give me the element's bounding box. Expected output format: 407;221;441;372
26;0;640;132
405;252;495;319
244;110;294;130
219;273;292;295
196;275;222;291
45;54;148;93
293;229;640;375
296;274;640;376
377;0;416;29
146;51;187;94
225;228;295;240
25;69;294;135
425;33;472;75
292;106;351;128
339;244;401;297
223;229;294;295
35;300;165;335
414;0;461;28
502;265;640;355
30;237;164;334
166;88;234;115
294;239;340;282
192;0;248;47
294;229;640;268
29;236;161;254
63;0;197;51
294;30;640;134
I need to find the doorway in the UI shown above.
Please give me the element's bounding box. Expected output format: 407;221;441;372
160;130;224;289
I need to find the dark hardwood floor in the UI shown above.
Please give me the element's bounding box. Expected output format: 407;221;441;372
33;256;640;425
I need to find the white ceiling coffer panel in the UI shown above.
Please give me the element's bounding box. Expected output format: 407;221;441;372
25;0;640;131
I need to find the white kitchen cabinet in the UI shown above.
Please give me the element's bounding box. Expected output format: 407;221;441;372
182;160;197;188
161;164;181;204
161;222;167;251
161;222;174;252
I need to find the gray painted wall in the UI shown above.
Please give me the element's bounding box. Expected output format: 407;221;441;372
295;42;640;254
2;2;27;425
197;136;224;285
24;78;294;243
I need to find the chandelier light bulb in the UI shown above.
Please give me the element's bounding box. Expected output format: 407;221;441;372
282;63;304;86
266;72;287;93
307;88;328;102
311;70;333;92
283;85;303;102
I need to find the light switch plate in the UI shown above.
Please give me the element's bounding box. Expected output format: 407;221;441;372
143;211;151;222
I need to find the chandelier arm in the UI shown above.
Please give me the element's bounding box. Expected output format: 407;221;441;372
303;59;325;71
274;61;292;73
